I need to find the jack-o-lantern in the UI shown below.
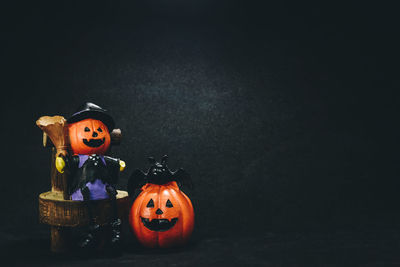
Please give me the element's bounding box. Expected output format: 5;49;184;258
129;181;194;248
68;118;111;155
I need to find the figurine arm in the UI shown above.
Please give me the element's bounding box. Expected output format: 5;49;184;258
104;156;123;170
55;154;79;173
104;156;123;185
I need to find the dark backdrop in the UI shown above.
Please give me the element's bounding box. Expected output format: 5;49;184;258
1;0;399;265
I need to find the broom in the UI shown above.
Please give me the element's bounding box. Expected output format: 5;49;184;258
36;115;69;200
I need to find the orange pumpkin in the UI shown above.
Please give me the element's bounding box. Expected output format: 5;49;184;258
129;181;194;248
68;118;111;155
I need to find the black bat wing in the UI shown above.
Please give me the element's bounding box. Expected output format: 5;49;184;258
172;168;193;190
127;169;147;197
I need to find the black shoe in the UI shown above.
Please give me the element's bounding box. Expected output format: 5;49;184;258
109;219;122;248
78;224;100;250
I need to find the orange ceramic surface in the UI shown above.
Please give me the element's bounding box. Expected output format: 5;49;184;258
68;118;111;155
129;181;194;248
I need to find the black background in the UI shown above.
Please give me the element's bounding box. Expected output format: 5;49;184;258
1;0;400;265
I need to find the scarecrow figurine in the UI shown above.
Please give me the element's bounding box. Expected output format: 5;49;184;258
55;102;126;249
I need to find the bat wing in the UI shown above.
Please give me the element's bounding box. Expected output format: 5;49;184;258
127;169;147;197
172;168;193;190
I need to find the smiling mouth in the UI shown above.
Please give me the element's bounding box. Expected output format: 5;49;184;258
141;217;178;232
83;138;105;147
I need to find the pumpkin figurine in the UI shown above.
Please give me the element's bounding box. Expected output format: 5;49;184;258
128;156;194;248
55;102;126;250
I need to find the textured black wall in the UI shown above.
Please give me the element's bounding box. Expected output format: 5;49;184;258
2;1;399;240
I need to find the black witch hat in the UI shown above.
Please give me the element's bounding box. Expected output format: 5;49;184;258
67;102;115;131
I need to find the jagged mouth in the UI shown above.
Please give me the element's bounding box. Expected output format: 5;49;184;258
141;217;178;232
83;138;105;147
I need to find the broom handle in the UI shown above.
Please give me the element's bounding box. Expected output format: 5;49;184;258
50;147;69;200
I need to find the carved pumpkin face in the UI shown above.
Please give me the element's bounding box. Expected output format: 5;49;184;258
129;181;194;248
68;118;111;155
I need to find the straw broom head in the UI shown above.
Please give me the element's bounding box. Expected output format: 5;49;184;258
36;116;69;156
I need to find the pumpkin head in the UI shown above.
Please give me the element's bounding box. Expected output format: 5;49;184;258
68;118;111;155
129;181;194;248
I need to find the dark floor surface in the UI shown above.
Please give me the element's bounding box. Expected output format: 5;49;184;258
2;228;400;266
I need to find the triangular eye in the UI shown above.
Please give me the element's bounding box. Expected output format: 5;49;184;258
97;127;102;132
146;199;154;208
166;199;173;208
84;127;90;132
